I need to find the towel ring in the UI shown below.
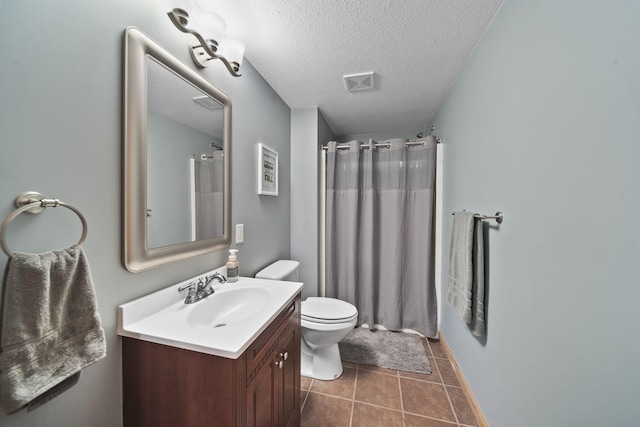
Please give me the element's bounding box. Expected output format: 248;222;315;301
0;191;88;256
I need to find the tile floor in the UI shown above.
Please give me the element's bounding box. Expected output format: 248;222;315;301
300;338;479;427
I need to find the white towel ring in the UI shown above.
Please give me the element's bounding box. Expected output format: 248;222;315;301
0;191;88;257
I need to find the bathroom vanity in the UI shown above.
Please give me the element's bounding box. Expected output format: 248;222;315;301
118;275;303;427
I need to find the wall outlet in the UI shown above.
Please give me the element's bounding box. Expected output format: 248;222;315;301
236;224;244;244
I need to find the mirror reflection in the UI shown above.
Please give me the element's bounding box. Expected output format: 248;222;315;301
146;58;225;248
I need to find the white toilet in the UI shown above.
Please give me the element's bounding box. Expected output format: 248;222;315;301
256;260;358;380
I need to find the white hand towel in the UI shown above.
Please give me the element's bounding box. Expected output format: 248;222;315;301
0;245;106;414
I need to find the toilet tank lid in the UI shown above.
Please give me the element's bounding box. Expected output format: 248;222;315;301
255;260;300;280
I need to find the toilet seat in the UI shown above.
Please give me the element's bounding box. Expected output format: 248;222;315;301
302;297;358;324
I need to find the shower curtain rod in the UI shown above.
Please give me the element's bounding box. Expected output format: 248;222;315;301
322;138;442;151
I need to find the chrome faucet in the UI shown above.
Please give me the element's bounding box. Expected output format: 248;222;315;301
207;272;227;285
178;273;227;304
178;282;200;304
196;277;213;298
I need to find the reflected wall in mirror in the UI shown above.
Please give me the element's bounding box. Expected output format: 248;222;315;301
146;58;225;248
123;27;231;272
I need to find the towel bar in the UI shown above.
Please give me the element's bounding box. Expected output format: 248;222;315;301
1;191;88;256
451;211;503;224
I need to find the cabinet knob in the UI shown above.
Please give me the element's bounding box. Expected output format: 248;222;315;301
280;352;289;361
275;360;284;369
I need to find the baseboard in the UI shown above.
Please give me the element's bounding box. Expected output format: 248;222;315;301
439;333;490;427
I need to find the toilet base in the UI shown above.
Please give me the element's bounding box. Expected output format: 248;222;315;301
301;341;344;380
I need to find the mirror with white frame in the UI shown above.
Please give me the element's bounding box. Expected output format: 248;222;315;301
123;27;231;272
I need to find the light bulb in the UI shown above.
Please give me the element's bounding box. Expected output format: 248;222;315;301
218;38;245;67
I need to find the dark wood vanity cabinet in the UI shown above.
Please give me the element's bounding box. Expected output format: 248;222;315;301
122;294;301;427
246;299;300;427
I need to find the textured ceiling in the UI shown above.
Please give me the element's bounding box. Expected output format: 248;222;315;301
147;57;224;139
196;0;504;136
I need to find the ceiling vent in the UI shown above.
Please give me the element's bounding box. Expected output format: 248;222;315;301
192;95;221;110
343;72;375;92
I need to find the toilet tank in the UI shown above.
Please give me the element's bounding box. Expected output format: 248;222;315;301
255;260;300;282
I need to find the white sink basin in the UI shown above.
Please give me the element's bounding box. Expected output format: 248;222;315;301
188;287;270;327
117;271;303;359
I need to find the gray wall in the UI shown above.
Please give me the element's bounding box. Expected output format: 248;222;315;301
147;111;211;248
290;108;335;299
433;1;640;426
0;0;290;426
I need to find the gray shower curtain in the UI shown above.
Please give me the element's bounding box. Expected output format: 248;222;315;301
325;136;437;337
194;152;224;240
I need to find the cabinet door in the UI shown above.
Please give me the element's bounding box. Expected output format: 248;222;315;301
245;295;301;427
246;353;279;427
279;319;301;427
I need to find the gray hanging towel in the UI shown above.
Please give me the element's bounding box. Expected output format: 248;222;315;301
447;212;486;336
0;245;106;414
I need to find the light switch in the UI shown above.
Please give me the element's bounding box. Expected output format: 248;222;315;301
236;224;244;244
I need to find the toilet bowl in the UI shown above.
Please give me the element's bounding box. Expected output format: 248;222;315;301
300;297;358;380
256;260;358;380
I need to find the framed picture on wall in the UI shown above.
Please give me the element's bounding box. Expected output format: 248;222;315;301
257;143;278;196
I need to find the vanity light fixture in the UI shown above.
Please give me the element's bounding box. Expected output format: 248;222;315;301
167;6;244;76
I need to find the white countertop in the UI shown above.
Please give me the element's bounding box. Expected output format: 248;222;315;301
117;270;303;359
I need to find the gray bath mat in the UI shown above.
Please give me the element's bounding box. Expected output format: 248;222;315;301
339;327;432;374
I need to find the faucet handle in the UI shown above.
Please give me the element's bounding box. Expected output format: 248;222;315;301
178;282;196;292
178;282;199;304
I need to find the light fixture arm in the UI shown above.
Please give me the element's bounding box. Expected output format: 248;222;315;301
167;8;242;77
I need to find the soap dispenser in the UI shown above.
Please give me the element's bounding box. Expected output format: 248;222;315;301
226;249;239;283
